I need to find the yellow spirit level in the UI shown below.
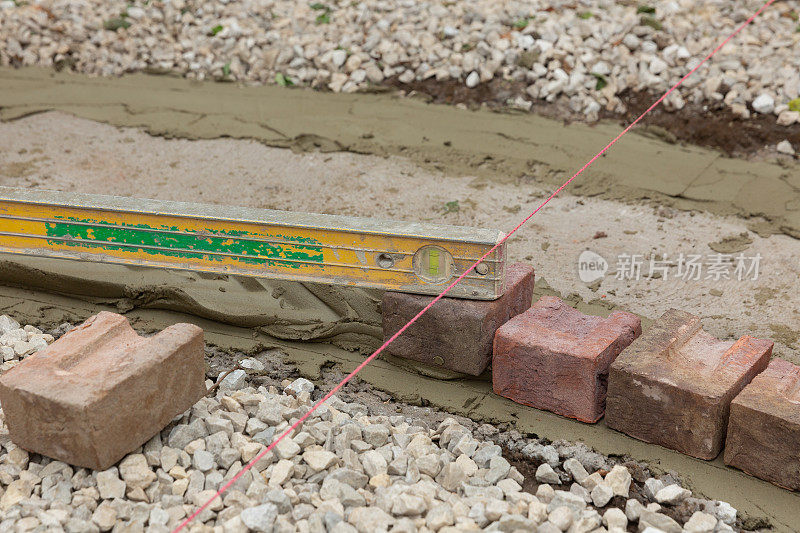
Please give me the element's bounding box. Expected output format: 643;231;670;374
0;187;506;300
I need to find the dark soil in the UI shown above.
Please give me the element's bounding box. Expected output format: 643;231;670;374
384;77;800;159
500;443;706;532
610;89;800;157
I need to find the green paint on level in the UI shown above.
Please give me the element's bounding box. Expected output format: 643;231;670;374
44;217;324;268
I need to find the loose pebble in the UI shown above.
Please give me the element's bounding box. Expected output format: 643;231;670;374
0;2;796;127
0;315;741;530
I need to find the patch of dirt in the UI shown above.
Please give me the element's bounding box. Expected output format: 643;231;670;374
609;89;800;158
385;76;527;109
500;444;545;495
384;77;800;159
708;232;754;253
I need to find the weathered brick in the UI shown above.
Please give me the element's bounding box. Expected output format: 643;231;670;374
724;359;800;490
0;312;205;470
606;309;772;459
382;263;535;376
492;296;641;423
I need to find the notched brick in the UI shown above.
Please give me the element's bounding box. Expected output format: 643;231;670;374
0;311;206;470
382;263;535;376
606;309;772;459
493;296;641;423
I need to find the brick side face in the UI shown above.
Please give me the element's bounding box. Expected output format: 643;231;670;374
724;359;800;490
492;296;641;423
382;263;535;376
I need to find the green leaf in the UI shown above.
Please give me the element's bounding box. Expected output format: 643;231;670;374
309;2;327;10
578;11;593;19
443;200;460;214
640;15;662;30
513;18;530;30
275;73;294;87
789;98;800;112
222;62;231;78
209;24;223;36
592;73;607;91
103;17;131;31
636;5;656;14
315;12;330;24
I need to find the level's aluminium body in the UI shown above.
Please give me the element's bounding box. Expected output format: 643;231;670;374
0;187;506;300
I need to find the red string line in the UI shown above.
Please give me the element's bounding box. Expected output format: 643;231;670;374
174;1;775;529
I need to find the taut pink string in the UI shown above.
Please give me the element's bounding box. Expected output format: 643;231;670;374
175;1;776;529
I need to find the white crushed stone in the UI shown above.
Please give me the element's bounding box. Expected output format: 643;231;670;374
777;139;796;155
1;1;799;126
655;483;692;505
0;315;743;532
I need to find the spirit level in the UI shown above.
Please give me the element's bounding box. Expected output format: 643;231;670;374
0;187;506;300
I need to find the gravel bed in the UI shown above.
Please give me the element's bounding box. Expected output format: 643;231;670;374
1;0;799;129
0;315;746;532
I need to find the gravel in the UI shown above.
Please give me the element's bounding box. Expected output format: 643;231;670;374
777;139;796;155
0;315;744;531
1;0;799;126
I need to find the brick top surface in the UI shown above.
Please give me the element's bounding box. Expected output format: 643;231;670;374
732;358;800;424
497;296;641;358
0;312;202;406
611;309;773;398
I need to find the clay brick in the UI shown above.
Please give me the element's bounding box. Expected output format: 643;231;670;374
0;312;205;470
724;359;800;490
606;309;772;459
492;296;641;423
382;263;535;376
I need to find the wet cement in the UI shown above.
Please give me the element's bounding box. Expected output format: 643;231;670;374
0;282;797;531
1;66;799;240
0;257;384;352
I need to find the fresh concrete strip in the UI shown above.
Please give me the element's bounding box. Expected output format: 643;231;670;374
1;110;798;369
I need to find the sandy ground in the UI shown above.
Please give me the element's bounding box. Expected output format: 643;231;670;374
2;67;800;240
1;73;800;529
1;110;798;365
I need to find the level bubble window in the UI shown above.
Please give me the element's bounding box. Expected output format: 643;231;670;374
413;245;454;284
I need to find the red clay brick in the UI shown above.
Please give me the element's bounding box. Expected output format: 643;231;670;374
492;296;641;423
0;312;205;470
724;359;800;490
382;263;535;376
606;309;772;459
